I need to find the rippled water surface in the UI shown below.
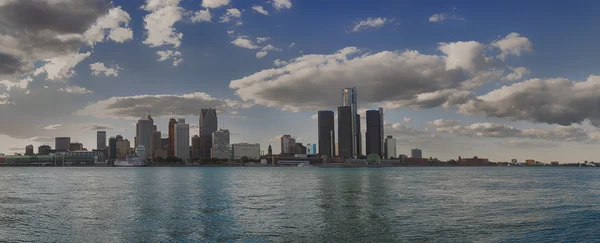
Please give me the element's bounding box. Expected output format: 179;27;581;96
0;167;599;242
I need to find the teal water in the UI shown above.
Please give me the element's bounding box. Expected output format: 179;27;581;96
0;167;599;242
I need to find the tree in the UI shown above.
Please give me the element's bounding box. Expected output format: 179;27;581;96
240;156;249;163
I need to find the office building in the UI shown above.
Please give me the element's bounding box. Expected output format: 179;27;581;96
69;142;83;151
268;145;273;156
366;109;383;158
136;145;146;159
292;143;307;155
97;131;106;150
200;108;218;159
212;129;230;159
168;118;177;158
318;110;336;157
55;137;70;151
25;145;34;155
232;143;260;160
38;145;51;155
379;107;384;156
136;116;154;159
411;148;422;159
280;135;295;154
108;137;117;160
153;131;161;158
385;136;396;159
342;87;358;158
458;156;489;166
174;118;190;160
191;135;201;160
356;114;362;156
116;137;130;160
161;138;169;150
337;106;353;158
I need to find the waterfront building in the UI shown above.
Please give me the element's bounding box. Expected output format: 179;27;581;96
174;118;190;160
55;137;70;151
69;142;83;151
191;135;201;160
356;114;362;156
161;138;168;150
116;137;130;160
411;148;422;159
385;136;396;159
318;110;336;157
342;87;359;158
458;156;489;166
525;159;536;165
108;137;117;160
379;108;384;156
25;145;34;155
338;106;353;158
136;145;146;159
168;118;177;158
366;109;382;158
280;135;295;154
38;145;51;155
268;145;272;156
292;143;307;155
232;143;260;160
200;108;218;159
153;131;161;158
136;116;153;159
97;131;106;150
212;129;230;159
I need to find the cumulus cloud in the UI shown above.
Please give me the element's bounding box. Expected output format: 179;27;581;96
404;117;412;122
58;85;92;94
90;62;121;77
289;42;296;48
270;0;292;10
352;17;388;32
192;9;212;23
231;37;260;49
156;50;183;67
492;32;533;60
438;41;486;73
429;119;600;143
76;92;253;119
252;5;269;15
142;0;184;48
220;8;242;23
256;45;282;58
501;67;530;81
429;13;464;23
34;52;92;80
256;37;270;43
83;6;133;45
460;76;600;127
201;0;230;8
0;77;31;91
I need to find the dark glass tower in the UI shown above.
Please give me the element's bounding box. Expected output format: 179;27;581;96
338;106;353;158
366;110;382;158
200;108;218;159
318;110;335;157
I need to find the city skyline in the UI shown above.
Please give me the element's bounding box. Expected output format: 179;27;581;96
1;0;600;162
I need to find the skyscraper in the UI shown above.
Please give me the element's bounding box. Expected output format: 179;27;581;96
212;129;230;159
200;108;218;159
55;137;70;151
385;136;396;159
168;118;177;158
318;110;336;157
174;118;190;160
191;135;200;160
97;131;106;150
38;145;51;155
69;142;83;151
136;116;153;159
25;145;34;155
356;113;362;156
108;137;117;160
337;106;353;158
379;107;384;157
411;148;422;159
366;110;382;158
342;87;358;158
280;135;295;154
153;131;161;158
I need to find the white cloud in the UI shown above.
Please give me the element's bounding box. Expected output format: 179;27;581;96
142;0;184;48
438;41;486;73
57;85;92;94
220;8;242;23
492;32;533;60
231;37;259;49
252;5;269;15
34;52;92;80
273;59;288;66
256;37;270;43
43;124;62;130
76;92;252;119
256;44;282;58
83;7;134;45
501;67;530;81
0;77;31;91
352;17;388;32
403;117;412;122
156;50;183;67
90;62;121;77
289;42;296;48
201;0;230;8
429;13;464;23
192;9;212;23
270;0;292;10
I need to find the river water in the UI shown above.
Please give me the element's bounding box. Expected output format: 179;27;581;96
0;167;598;242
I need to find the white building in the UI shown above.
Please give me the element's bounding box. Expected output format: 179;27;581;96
232;143;260;160
212;129;230;159
136;145;146;159
174;118;190;160
385;136;396;159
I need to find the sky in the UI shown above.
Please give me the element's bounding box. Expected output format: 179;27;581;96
1;0;600;162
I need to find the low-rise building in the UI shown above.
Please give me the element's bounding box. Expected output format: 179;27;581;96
232;143;260;160
459;156;489;166
525;159;536;166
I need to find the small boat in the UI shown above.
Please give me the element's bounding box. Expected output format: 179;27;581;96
114;156;147;167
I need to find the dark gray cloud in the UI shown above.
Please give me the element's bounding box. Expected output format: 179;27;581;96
459;76;600;127
0;52;25;75
81;124;112;130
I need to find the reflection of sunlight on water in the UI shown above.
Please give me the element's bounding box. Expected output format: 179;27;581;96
0;167;599;241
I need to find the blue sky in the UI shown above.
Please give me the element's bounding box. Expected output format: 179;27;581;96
1;0;600;162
